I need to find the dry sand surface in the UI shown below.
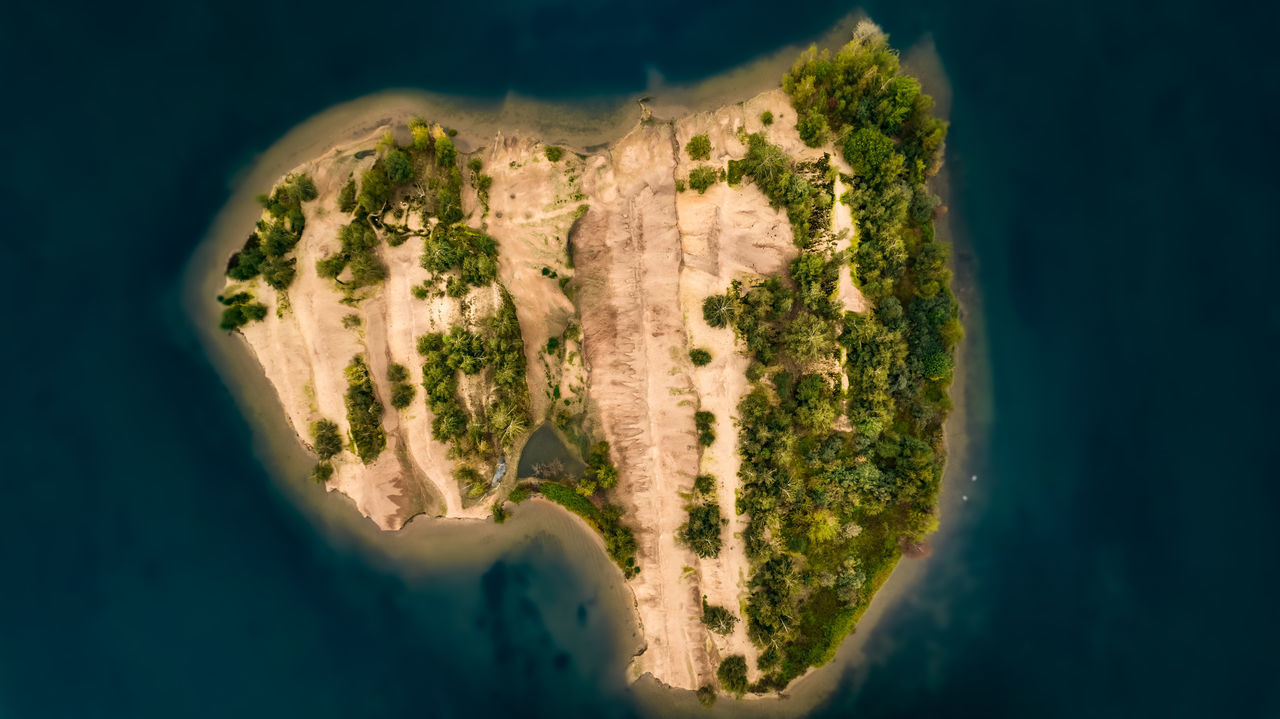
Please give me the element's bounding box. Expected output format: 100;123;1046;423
221;88;858;691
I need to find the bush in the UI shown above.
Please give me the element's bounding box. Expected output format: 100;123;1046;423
689;348;712;366
688;165;718;194
717;655;748;696
693;473;715;495
544;145;563;162
760;110;774;125
686;134;711;161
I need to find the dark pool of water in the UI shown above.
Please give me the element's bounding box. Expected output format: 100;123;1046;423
518;423;588;481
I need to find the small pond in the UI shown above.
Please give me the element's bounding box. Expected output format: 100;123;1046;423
517;423;587;480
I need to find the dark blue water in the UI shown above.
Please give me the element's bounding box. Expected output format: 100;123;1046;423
3;1;1278;717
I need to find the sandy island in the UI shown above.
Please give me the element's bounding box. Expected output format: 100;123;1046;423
196;18;967;705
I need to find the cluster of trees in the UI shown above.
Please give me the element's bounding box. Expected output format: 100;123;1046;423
694;410;716;447
216;291;267;331
727;134;832;246
387;363;415;410
783;24;947;185
575;441;619;496
225;173;318;291
421;224;499;288
679;494;723;558
316;221;386;288
696;24;957;691
343;355;386;464
310;418;342;482
467;158;493;210
701;259;844;369
417;290;531;466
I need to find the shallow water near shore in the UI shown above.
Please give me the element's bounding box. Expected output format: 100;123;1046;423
3;0;1278;717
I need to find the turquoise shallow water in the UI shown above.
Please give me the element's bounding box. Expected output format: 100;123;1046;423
2;0;1278;717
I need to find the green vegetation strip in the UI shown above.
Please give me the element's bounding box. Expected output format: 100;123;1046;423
699;26;958;691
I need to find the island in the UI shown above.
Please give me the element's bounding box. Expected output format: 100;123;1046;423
212;21;958;701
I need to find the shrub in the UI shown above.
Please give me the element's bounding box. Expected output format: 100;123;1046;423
760;110;774;125
693;473;715;494
544;145;563;162
717;655;748;696
686;134;711;161
688;165;718;194
689;348;712;366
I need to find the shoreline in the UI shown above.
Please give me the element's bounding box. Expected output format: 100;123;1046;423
179;14;987;714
